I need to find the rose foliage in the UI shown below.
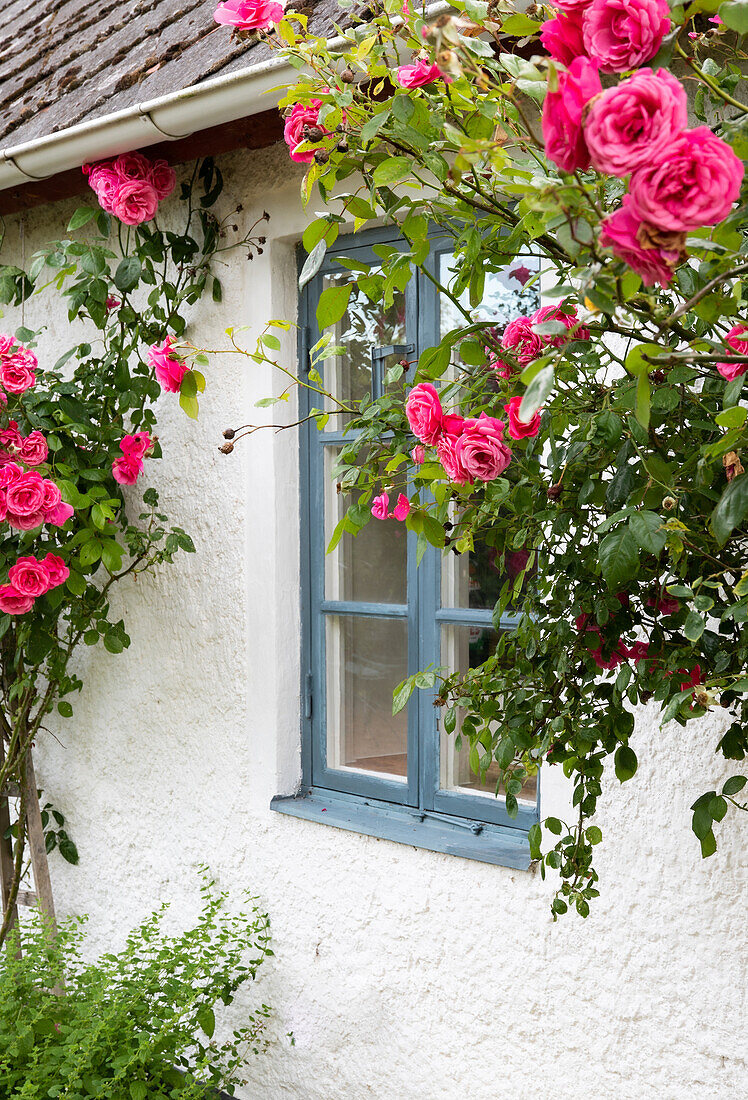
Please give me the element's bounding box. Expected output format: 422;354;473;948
0;158;262;946
240;0;748;915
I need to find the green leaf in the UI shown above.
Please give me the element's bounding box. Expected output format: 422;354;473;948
372;157;411;188
66;571;87;596
709;795;728;822
57;701;73;718
629;511;666;555
715;405;747;429
614;744;637;782
67;207;96;232
197;1005;215;1039
519;365;554;421
316;283;353;329
598;528;638;589
501;12;541;34
179;392;199;420
700;829;717;858
392;677;415;715
299;240;327;291
691;801;713;840
528;821;542;860
683;609;706;642
113;257;141;292
586;825;603;845
723;775;747;796
101;540;124;573
636;371;651;430
711;473;748;545
719;0;748;33
545;816;562;835
130;1084;148;1100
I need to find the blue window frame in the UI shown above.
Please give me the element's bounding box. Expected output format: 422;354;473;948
271;227;541;869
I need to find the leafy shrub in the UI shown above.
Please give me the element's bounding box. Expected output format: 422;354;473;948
0;877;273;1098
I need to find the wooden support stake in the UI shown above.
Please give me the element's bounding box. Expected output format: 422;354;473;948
0;738;19;942
22;748;57;935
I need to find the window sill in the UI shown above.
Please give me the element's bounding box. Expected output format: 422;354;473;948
270;789;533;870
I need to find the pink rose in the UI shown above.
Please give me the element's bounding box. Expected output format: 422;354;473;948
106;296;121;311
41;553;70;588
110;179;159;226
504;395;541;440
531;303;590;344
8;556;51;598
0;421;22;455
0;360;36;394
120;432;152;460
557;0;593;10
372;493;389;520
599;195;683;288
582;0;670;73
454;413;512;482
590;641;627;670
716;325;748;380
19;431;48;466
436;433;471;485
0;461;22;488
0;585;34;615
629;127;744;232
214;0;285;29
540;9;587;66
5;471;47;529
646;592;680;616
113;152;153;182
112;455;144;485
148;159;177;201
406;383;444;445
542;56;602;173
391;494;410;521
680;665;702;693
411;445;426;464
584;69;688;178
45;501;74;526
284;101;323;164
502;316;546;366
488;352;515;380
625;641;651;662
148;336;187;393
88;164;120;211
396;59;451;87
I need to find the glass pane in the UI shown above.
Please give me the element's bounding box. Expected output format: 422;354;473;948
322;271;407;424
439;624;537;804
442;542;532;612
324;447;407;604
326;615;408;780
438;252;541;338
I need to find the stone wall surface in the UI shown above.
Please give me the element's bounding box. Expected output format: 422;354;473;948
1;143;745;1100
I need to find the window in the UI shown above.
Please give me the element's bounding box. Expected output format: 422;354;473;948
271;228;541;867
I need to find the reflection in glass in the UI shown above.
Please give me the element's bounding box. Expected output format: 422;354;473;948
322;271;407;424
438;252;541;338
326;615;408;780
324;447;407;604
441;541;532;612
440;624;537;804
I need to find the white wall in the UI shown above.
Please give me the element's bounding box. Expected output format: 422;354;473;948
2;143;746;1100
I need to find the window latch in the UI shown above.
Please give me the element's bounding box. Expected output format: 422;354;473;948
410;810;483;835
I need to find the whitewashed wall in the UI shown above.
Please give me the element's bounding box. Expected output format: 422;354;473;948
2;143;746;1100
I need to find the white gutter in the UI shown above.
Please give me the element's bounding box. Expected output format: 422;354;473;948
0;2;457;193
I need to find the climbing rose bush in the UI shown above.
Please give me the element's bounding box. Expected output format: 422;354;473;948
232;0;748;917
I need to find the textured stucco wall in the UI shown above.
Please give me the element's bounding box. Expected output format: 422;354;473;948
1;144;746;1100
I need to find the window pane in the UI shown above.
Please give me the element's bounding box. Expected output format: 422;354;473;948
322;271;407;424
440;624;537;804
441;543;532;612
325;615;408;780
324;447;407;604
438;252;541;337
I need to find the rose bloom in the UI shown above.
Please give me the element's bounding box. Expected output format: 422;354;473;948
454;413;512;482
214;0;285;29
411;445;426;465
46;500;74;526
584;68;688;178
41;553;70;588
540;9;586;66
113;152;152;182
532;303;590;344
120;431;152;460
504;395;541;440
371;493;389;520
599;195;683;288
582;0;670;73
8;556;51;598
284;101;323;164
106;296;121;311
646;592;680;616
502;316;546;366
19;430;48;466
629;127;744;232
88;164;120;211
716;325;748;380
112;455;144;485
396;59;451;87
5;471;47;529
148;336;187;393
110;179;159;226
0;421;22;455
488;352;515;380
557;0;594;10
148;159;177;201
436;433;471;485
406;382;444;445
0;461;22;488
542;56;602;174
0;585;35;615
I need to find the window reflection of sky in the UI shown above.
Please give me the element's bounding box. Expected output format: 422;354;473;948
439;252;542;338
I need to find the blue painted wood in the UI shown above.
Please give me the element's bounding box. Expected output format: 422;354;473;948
291;225;540;863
